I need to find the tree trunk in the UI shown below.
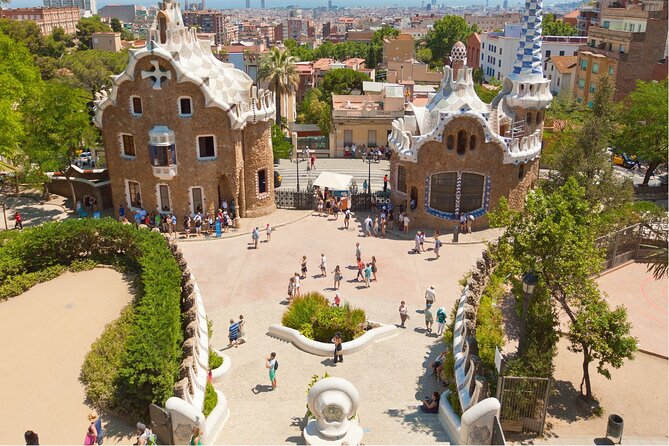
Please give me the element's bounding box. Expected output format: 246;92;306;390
275;91;282;127
643;161;660;185
580;345;592;401
66;175;76;211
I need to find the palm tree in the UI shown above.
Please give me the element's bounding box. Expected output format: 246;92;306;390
258;47;299;126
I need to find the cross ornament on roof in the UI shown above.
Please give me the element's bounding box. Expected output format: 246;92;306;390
141;60;171;90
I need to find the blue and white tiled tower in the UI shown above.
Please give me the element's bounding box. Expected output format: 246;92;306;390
491;0;552;146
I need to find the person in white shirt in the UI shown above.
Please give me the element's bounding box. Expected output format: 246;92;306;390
320;254;327;277
425;286;436;306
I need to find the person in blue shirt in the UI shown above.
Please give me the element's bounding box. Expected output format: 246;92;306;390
118;205;125;221
228;319;240;348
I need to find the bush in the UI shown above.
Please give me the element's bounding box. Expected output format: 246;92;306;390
0;219;183;420
81;305;134;411
282;292;366;342
203;382;218;417
475;272;505;394
69;258;98;272
209;349;223;369
0;264;66;301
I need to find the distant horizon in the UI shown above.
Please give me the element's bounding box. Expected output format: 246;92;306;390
4;0;574;10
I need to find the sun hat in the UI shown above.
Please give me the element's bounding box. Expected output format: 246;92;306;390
88;411;99;422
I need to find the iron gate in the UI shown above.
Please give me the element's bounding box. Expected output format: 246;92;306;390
496;376;551;436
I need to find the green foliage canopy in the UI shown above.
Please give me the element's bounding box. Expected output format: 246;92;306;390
490;179;637;400
615;79;668;184
76;16;112;49
424;16;475;66
321;68;371;96
543;13;578;36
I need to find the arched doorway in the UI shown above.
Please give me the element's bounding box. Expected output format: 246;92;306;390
218;175;234;211
410;186;418;210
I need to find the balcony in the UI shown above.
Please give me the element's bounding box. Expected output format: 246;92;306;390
152;164;178;180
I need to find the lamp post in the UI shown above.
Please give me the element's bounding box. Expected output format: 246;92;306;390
518;271;538;355
293;149;305;192
363;151;373;204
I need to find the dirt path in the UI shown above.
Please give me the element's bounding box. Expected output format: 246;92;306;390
0;269;135;444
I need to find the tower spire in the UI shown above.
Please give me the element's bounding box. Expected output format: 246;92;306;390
512;0;544;79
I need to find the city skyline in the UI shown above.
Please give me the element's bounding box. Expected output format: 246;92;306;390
4;0;572;11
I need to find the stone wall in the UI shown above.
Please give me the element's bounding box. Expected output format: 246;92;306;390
242;121;277;218
100;55;275;225
390;116;538;232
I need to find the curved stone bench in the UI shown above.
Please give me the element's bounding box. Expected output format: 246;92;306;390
267;323;398;357
211;352;231;383
165;389;229;445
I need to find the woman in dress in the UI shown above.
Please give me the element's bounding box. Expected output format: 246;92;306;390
83;412;98;445
333;265;343;290
189;426;202;445
371;256;378;281
238;314;247;344
332;332;343;365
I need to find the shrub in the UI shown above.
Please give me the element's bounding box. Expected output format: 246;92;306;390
209;349;223;369
80;305;134;412
203;382;218;417
69;258;98;272
282;292;366;342
475;272;505;394
0;264;66;301
0;219;183;420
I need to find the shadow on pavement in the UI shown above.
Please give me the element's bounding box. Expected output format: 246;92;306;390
383;407;450;442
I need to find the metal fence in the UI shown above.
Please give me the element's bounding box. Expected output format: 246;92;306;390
595;221;668;271
491;416;507;445
496;376;551;436
274;189;393;212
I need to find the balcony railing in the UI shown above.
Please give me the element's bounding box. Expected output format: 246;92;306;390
332;108;405;119
152;164;178;180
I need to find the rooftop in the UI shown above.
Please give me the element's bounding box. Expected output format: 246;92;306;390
549;55;578;73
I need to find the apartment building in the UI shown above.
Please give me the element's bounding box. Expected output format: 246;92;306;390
574;0;667;103
382;34;416;65
546;55;578;95
386;60;442;84
330;85;406;158
98;4;136;22
464;12;521;32
479;24;585;82
466;33;481;69
0;7;80;35
43;0;95;15
92;31;122;51
182;10;235;45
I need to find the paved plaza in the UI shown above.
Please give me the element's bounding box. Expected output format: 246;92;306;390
179;211;492;444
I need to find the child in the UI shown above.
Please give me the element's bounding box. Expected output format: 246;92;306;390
265;223;272;241
334;293;341;307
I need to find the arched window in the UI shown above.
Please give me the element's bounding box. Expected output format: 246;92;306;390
446;135;454;150
469;135;477;150
518;163;525;179
457;130;467;154
535;111;543;125
525;112;533;125
429;172;458;213
460;173;484;212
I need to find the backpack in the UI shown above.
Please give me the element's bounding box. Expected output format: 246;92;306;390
274;360;279;371
146;430;157;446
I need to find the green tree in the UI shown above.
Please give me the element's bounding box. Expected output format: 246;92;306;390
58;49;129;92
368;25;399;67
543;75;633;215
259;47;299;125
271;124;292;161
490;179;637;401
425;16;475;66
543;13;578;36
474;84;500;103
284;38;315;61
615;80;668;185
0;31;42;159
110;18;123;32
297;88;332;135
416;47;432;64
0;18;44;53
76;16;112;49
23;80;97;207
320;68;370;96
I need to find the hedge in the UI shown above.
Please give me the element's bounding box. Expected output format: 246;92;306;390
0;219;183;420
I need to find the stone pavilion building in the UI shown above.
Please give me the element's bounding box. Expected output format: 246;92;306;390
388;0;553;231
93;0;276;223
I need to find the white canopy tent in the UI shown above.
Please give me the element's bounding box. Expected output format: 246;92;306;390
312;172;353;191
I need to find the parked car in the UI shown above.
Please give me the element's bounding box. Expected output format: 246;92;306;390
611;152;641;170
274;171;282;188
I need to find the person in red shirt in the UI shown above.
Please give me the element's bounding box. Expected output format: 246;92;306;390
383;174;389;193
14;211;22;230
